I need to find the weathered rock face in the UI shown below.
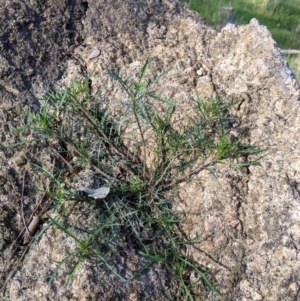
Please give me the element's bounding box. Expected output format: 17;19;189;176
0;0;300;300
0;0;87;257
0;1;87;299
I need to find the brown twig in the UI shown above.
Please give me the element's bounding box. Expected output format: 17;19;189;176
0;243;32;292
162;159;216;191
0;194;47;292
51;148;74;173
0;200;52;292
20;171;30;239
22;216;40;246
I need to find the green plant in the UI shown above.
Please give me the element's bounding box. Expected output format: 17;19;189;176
9;57;265;300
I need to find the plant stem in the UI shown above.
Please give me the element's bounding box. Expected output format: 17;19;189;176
132;95;147;182
162;159;216;191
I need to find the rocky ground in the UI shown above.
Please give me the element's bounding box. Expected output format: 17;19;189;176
0;0;300;300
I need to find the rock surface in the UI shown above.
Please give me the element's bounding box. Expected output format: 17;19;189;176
0;0;300;300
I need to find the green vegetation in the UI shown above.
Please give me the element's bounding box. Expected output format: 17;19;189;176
10;58;265;299
180;0;300;80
